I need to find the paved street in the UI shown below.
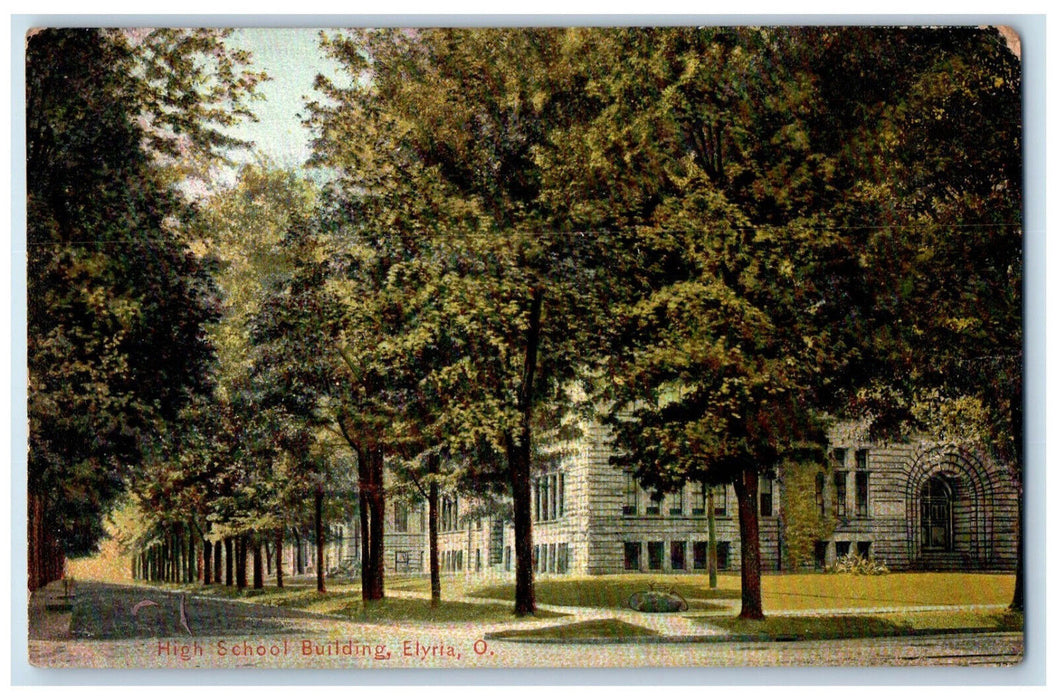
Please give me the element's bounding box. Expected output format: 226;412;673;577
27;581;1024;669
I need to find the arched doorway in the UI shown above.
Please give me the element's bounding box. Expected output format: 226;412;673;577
920;475;953;551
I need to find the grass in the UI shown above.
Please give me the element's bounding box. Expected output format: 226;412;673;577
489;618;659;641
694;609;1023;641
151;578;563;624
468;572;1016;612
471;574;740;609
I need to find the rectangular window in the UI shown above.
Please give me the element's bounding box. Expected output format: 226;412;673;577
504;545;511;571
623;473;638;515
441;497;459;532
671;541;686;570
693;541;708;569
836;541;851;558
856;449;869;471
814;540;828;569
556;543;568;573
669;487;684;516
716;542;731;570
855;471;869;517
833;447;846;468
475;548;481;571
557;472;565;517
815;472;826;517
713;485;727;516
646;492;662;516
549;543;556;573
647;541;664;570
834;471;848;517
533;544;540;572
541;476;550;521
393;503;409;533
691;483;706;515
534;478;541;522
857;541;872;559
759;476;773;517
624;542;641;570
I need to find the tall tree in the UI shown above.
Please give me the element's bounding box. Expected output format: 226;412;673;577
308;28;613;615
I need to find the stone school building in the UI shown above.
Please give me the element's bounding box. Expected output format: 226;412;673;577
311;423;1019;579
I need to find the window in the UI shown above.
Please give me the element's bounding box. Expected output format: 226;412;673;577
857;541;871;559
456;550;463;571
647;541;664;570
815;472;826;517
671;541;686;570
712;485;727;516
855;449;869;471
646;491;663;516
833;448;847;468
557;473;565;517
669;487;684;516
813;540;828;569
759;476;774;517
475;548;481;571
855;471;869;517
623;473;638;515
716;542;731;570
624;542;641;570
549;543;557;573
541;476;550;521
835;541;851;558
557;543;569;573
440;497;459;532
691;483;706;515
693;541;708;570
504;546;511;571
533;545;540;572
393;503;409;533
534;478;541;521
834;471;848;517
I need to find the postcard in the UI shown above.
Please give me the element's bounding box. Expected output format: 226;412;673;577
24;23;1027;672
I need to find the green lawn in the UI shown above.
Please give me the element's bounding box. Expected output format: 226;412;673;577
150;577;566;624
469;572;1016;611
695;609;1023;640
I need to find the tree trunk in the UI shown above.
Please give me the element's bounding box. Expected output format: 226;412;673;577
264;540;273;576
213;538;222;585
368;448;385;599
428;454;441;607
508;288;543;617
275;527;285;589
1010;378;1024;612
732;466;764;620
356;447;385;601
293;529;304;575
252;534;264;589
508;429;536;616
707;483;718;589
235;535;247;590
203;540;213;585
315;483;326;594
224;537;233;586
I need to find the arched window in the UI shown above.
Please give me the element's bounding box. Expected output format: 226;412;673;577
921;475;953;551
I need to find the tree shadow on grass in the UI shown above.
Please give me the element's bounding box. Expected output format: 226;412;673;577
68;582;322;640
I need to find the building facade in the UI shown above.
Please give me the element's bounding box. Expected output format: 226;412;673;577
306;422;1019;578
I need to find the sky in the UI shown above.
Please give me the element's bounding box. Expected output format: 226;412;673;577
223;28;348;167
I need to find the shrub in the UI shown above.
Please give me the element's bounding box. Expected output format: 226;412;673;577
827;553;890;575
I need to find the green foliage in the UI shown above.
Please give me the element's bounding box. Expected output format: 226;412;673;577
780;460;836;571
827;553;890;576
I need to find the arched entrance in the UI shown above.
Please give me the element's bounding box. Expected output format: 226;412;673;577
904;447;996;570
